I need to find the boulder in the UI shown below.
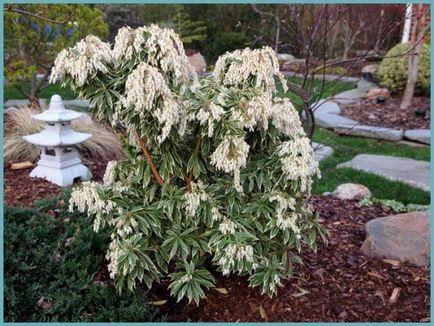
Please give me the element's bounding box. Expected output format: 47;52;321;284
281;59;305;72
361;64;379;82
188;52;206;73
367;88;391;101
333;183;372;200
361;211;430;266
277;53;295;62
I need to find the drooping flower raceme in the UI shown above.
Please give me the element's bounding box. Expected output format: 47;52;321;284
49;35;112;87
121;63;179;143
210;135;250;192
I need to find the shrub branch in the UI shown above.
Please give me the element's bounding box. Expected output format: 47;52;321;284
136;131;165;186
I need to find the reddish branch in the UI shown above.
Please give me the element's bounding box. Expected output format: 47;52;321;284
136;131;165;186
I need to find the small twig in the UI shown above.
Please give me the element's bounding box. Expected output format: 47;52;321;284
6;5;77;25
136;131;165;186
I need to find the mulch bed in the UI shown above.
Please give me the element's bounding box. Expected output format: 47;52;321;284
341;96;430;130
146;195;430;322
3;158;108;207
4;165;430;322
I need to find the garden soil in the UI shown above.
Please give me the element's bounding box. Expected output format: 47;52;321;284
4;165;430;322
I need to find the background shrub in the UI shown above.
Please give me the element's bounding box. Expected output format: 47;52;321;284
378;42;430;94
4;193;164;322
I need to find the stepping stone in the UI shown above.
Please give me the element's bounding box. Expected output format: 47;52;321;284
4;99;49;108
356;79;378;92
312;99;341;115
63;99;90;107
338;154;430;191
312;142;334;162
404;129;430;145
331;89;367;104
315;113;358;129
361;211;430;267
334;125;404;141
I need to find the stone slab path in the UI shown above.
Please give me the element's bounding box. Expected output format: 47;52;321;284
338;154;430;191
4;98;90;108
312;142;334;162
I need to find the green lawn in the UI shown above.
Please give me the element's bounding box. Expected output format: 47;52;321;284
4;83;77;101
312;128;430;205
280;77;356;109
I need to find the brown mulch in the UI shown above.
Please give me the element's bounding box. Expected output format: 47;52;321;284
3;158;109;207
4;164;430;322
341;96;430;130
147;195;430;322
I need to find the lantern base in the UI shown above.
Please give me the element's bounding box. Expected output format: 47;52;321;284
30;161;92;187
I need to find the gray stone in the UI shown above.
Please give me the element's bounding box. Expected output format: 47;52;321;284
404;129;431;145
331;89;366;104
188;52;207;73
338;154;430;191
312;142;334;161
312;99;341;115
282;71;360;84
63;99;90;107
333;183;372;200
334;125;404;141
315;113;358;129
356;79;378;92
277;53;295;61
361;211;430;267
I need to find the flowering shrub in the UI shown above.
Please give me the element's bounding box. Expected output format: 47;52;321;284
53;25;325;304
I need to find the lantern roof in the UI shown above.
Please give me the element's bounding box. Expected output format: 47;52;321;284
32;95;83;122
23;128;91;147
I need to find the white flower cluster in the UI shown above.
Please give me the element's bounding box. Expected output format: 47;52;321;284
218;218;237;235
112;25;195;85
211;207;222;222
270;194;301;237
122;63;179;143
269;274;283;295
196;102;225;137
218;244;255;275
103;161;118;185
50;35;112;86
231;94;272;131
69;181;116;232
213;47;287;94
184;181;209;216
107;237;120;279
270;99;306;138
278;138;320;192
210;135;250;192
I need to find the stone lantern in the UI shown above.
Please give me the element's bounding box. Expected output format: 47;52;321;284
23;94;92;186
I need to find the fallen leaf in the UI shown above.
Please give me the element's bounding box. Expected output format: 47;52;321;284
259;304;267;320
367;271;386;280
382;259;400;266
291;288;310;298
389;288;401;304
213;287;229;294
149;300;167;306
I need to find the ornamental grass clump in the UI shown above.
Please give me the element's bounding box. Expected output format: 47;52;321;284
54;25;325;305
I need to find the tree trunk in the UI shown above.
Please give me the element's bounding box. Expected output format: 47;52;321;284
400;4;424;110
